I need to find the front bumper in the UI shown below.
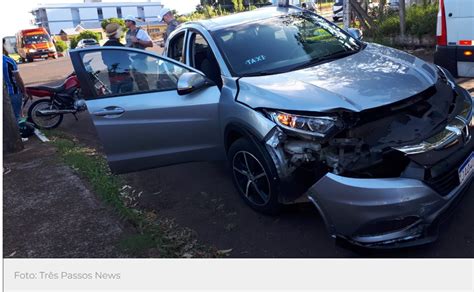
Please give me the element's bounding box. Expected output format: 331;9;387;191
307;89;474;249
307;167;473;248
27;51;56;59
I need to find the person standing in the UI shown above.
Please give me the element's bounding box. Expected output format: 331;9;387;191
157;8;180;44
124;15;153;49
3;40;28;121
123;16;152;90
102;23;133;94
103;22;125;47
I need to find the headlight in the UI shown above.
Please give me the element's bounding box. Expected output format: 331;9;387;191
269;111;339;138
28;49;37;53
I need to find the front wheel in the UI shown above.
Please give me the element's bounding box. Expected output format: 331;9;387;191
228;138;281;214
27;99;63;129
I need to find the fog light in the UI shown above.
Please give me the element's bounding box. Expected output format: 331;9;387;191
464;50;473;57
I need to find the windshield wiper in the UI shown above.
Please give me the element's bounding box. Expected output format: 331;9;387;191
289;50;359;72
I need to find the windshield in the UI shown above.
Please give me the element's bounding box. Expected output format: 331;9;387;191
83;39;97;44
212;12;361;77
24;34;51;45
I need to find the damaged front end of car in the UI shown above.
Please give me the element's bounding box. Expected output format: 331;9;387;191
262;67;474;248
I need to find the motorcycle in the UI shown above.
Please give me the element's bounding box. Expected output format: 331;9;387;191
25;72;87;129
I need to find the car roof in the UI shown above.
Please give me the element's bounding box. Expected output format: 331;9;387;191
185;5;303;32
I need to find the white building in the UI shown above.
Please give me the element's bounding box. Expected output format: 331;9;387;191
31;0;164;35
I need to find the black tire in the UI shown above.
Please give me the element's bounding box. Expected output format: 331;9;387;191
228;137;281;214
333;17;339;22
27;99;63;129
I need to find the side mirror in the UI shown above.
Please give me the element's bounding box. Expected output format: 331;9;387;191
347;28;363;40
177;72;214;95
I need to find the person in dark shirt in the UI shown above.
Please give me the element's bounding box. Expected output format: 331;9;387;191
101;23;133;94
103;23;125;47
158;8;180;45
3;39;28;120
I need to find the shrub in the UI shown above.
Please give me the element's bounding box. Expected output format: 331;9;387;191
371;4;438;38
69;36;78;49
377;15;400;37
55;39;67;53
406;4;438;37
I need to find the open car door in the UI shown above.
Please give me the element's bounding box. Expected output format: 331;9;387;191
69;47;222;174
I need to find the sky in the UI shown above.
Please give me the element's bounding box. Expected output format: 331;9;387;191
0;0;199;37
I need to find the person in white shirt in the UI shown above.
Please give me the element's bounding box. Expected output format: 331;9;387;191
124;15;153;49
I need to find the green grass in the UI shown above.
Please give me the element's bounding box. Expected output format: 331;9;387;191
47;131;218;257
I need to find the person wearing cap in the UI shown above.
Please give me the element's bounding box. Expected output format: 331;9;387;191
158;8;180;44
103;23;124;47
101;23;133;94
123;15;153;49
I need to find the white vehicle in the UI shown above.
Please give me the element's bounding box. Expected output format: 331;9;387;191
387;0;400;11
434;0;474;77
332;0;343;22
76;38;99;49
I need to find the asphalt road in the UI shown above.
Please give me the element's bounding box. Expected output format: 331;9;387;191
18;52;474;258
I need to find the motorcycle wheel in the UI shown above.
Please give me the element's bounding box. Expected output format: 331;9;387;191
27;99;64;129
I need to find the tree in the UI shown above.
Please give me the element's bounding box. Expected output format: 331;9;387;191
3;86;23;154
101;17;126;31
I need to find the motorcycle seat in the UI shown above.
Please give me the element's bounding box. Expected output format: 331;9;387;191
27;83;66;93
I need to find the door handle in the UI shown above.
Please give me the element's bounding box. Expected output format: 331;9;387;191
93;107;125;117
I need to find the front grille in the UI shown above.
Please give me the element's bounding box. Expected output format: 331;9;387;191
424;166;460;197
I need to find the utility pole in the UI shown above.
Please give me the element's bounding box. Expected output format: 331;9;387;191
399;0;406;37
343;0;351;29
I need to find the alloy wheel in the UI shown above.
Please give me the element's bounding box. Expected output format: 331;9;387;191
232;151;271;206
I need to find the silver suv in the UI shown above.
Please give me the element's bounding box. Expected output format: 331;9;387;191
69;5;474;248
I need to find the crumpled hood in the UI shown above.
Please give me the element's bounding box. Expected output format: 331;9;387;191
237;43;439;113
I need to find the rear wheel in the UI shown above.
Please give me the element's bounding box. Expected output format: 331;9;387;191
228;138;281;214
27;99;63;129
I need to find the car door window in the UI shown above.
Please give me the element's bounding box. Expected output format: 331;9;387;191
79;50;189;98
189;32;222;88
168;32;185;63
